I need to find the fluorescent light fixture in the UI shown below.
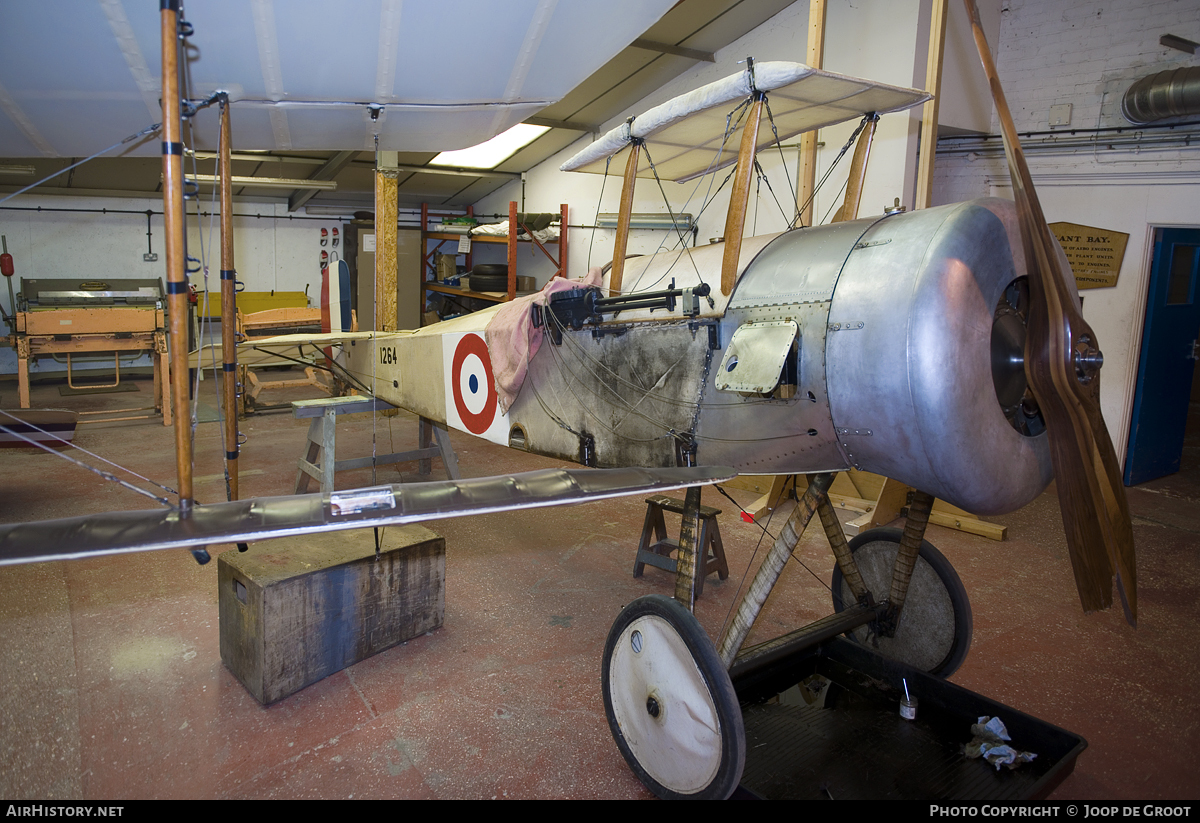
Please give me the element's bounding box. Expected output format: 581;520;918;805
304;205;357;217
596;212;694;231
0;165;35;177
181;174;337;191
429;124;549;169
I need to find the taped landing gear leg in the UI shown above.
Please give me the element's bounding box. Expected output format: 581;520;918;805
830;528;973;676
602;594;744;799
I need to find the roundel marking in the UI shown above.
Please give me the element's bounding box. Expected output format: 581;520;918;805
451;334;497;435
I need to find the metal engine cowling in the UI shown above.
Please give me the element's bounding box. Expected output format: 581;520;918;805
823;198;1053;515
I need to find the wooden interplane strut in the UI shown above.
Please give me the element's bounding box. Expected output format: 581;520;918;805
608;139;642;296
720;94;764;295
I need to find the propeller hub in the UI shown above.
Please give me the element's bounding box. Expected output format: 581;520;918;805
1073;334;1104;384
991;306;1027;409
992;279;1045;437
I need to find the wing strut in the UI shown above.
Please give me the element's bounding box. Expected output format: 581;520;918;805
720;90;764;295
608;137;642;296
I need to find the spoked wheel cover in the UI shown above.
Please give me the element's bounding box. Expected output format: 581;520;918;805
601;594;745;799
831;527;973;676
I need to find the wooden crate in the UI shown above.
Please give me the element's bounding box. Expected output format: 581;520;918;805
218;525;445;704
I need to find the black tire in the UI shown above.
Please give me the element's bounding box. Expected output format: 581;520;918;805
469;272;509;291
468;263;506;277
830;527;972;676
601;594;745;799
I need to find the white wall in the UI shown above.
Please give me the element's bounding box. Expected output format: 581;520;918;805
0;194;339;376
473;0;930;283
933;0;1200;463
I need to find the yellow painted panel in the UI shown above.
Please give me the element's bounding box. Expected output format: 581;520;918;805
198;291;308;317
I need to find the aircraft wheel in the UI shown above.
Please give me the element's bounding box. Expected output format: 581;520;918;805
601;594;745;799
830;527;972;676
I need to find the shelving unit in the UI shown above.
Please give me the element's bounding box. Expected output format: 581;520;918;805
420;201;568;315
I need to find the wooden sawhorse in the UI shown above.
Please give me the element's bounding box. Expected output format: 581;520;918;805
633;493;729;598
294;396;461;495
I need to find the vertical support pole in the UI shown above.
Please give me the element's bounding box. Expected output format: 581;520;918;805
719;94;764;296
219;98;239;501
374;151;398;332
16;338;29;408
718;472;834;668
418;416;433;476
915;0;949;211
321;405;336;494
797;0;826;227
507;200;518;301
608;141;641;296
672;485;703;611
161;0;192;511
831;114;879;223
557;202;568;280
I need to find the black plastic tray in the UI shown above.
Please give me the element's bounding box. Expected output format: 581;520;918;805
730;636;1087;800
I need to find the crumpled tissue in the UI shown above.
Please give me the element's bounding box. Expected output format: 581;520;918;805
965;716;1037;770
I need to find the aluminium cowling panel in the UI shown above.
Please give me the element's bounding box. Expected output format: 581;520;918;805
824;199;1052;515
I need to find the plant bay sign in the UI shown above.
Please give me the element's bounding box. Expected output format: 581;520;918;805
1049;222;1130;289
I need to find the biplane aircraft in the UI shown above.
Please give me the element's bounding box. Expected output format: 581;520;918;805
0;0;1135;801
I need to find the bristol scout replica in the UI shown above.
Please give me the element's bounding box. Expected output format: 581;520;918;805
0;1;1134;802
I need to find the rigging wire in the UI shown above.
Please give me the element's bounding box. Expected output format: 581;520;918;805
0;123;161;209
0;411;175;508
714;478;835;646
761;95;799;224
794;114;871;228
585;154;612;274
619;99;751;295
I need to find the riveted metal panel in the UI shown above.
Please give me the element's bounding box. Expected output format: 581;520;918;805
728;221;873;308
695;302;847;474
715;320;798;393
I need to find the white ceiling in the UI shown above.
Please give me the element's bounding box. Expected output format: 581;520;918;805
0;0;798;209
0;0;676;157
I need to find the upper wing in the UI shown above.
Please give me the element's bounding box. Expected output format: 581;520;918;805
561;61;929;182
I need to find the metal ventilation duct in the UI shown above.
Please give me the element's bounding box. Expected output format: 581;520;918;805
1122;67;1200;124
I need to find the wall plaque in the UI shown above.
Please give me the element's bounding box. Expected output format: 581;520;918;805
1048;222;1129;289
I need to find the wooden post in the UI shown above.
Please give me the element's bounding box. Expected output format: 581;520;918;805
608;141;641;296
219;98;239;501
719;94;764;296
374;151;398;332
161;0;192;510
915;0;949;210
797;0;826;227
831;114;878;223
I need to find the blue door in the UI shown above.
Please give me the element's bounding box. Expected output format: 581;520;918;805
1124;227;1200;485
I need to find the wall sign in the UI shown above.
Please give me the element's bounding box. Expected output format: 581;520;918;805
1049;222;1129;289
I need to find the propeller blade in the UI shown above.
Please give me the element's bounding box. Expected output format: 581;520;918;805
964;0;1136;624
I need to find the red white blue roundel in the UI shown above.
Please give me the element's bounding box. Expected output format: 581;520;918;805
444;332;508;443
452;334;495;435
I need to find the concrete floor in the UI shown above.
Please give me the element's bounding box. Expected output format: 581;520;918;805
0;370;1197;800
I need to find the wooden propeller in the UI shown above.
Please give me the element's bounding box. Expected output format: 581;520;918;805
964;0;1136;624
